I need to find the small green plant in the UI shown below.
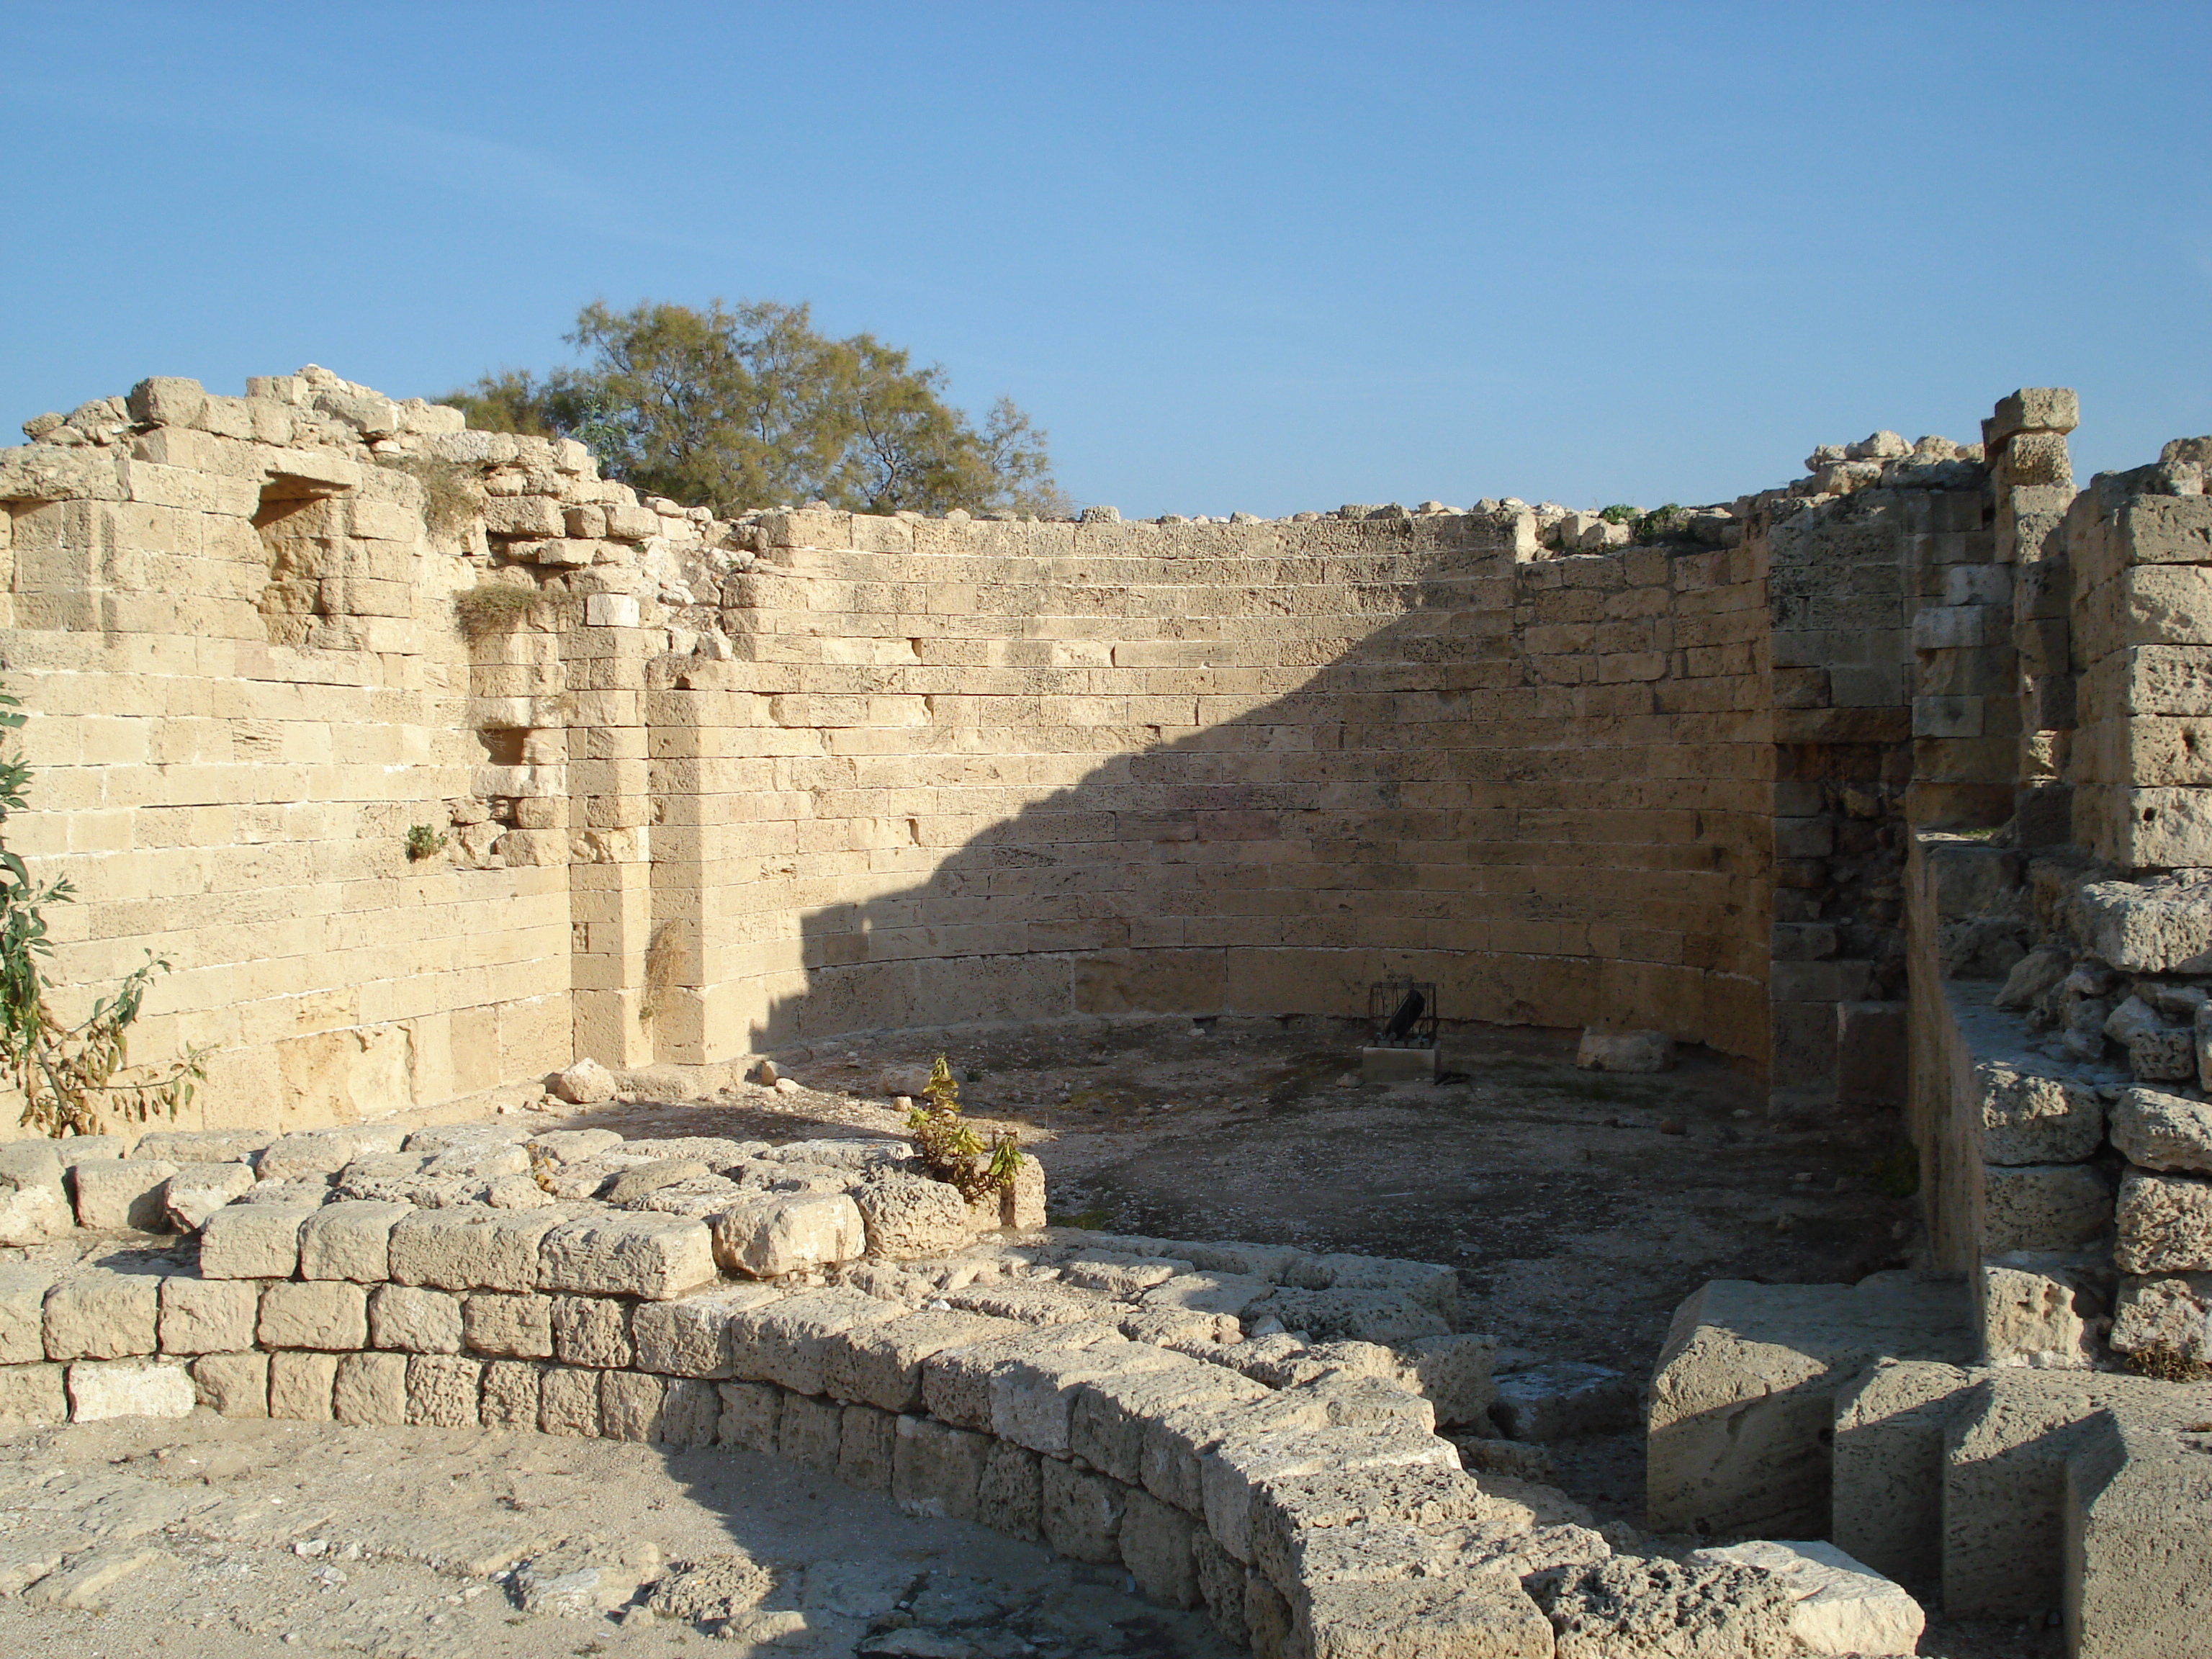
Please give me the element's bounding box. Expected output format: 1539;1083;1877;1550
1632;503;1686;543
1597;503;1640;525
0;686;206;1136
2124;1346;2212;1383
907;1053;1025;1201
404;824;447;862
374;452;483;542
454;583;548;640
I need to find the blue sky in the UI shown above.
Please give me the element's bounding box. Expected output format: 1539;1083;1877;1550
2;2;2206;516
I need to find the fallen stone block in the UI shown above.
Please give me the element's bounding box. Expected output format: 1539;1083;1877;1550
1647;1274;1973;1538
405;1354;482;1426
551;1293;631;1367
257;1280;369;1350
2065;1411;2212;1659
1543;1555;1793;1659
710;1192;868;1280
160;1161;257;1232
332;1351;408;1426
538;1364;602;1437
716;1379;783;1455
43;1263;161;1359
298;1200;413;1282
1690;1539;1925;1657
853;1174;971;1258
539;1211;716;1300
189;1352;267;1417
368;1283;463;1353
156;1273;258;1355
725;1287;902;1395
2116;1167;2212;1273
392;1205;569;1294
71;1159;179;1231
551;1056;617;1105
891;1412;987;1521
837;1401;896;1492
268;1350;338;1420
0;1361;67;1426
1491;1362;1636;1442
1575;1029;1673;1072
630;1284;781;1377
197;1202;318;1280
1831;1359;1977;1583
821;1308;1018;1413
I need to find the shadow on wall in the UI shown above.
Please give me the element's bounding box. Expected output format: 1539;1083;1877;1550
742;537;1772;1060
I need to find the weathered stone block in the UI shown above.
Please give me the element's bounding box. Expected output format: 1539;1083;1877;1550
257;1280;368;1350
2064;1413;2212;1659
822;1309;1017;1413
2116;1168;2212;1273
599;1368;669;1442
331;1352;408;1426
156;1274;258;1355
777;1390;842;1472
631;1283;781;1377
837;1402;896;1493
66;1357;195;1421
538;1364;601;1437
480;1359;544;1429
716;1379;783;1454
198;1202;318;1280
890;1413;987;1521
2110;1087;2212;1174
922;1320;1124;1431
2110;1272;2212;1362
161;1162;258;1233
0;1361;68;1426
1041;1459;1126;1565
298;1200;413;1282
268;1350;337;1420
391;1206;565;1294
979;1439;1042;1542
1071;1360;1272;1485
256;1127;405;1183
1689;1539;1925;1658
709;1193;866;1279
539;1211;715;1300
190;1352;267;1418
462;1292;554;1359
1144;1392;1328;1517
368;1283;462;1353
1202;1421;1454;1565
551;1294;631;1368
1983;1163;2114;1253
0;1269;60;1365
727;1287;902;1395
405;1354;482;1427
993;1340;1188;1456
1118;1488;1198;1608
851;1176;970;1259
1974;1062;2108;1166
1302;1574;1552;1659
43;1265;161;1360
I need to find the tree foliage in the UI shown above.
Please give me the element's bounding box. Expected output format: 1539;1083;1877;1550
441;300;1070;519
0;688;204;1137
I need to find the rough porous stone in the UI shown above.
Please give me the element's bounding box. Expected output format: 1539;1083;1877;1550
538;1211;716;1300
1544;1556;1797;1659
160;1161;258;1231
298;1200;414;1282
853;1174;973;1258
709;1192;866;1279
65;1357;197;1421
1574;1030;1673;1072
2110;1087;2212;1174
71;1159;179;1230
43;1264;161;1360
198;1202;318;1280
2116;1168;2212;1274
156;1273;260;1356
1689;1539;1925;1657
390;1205;568;1294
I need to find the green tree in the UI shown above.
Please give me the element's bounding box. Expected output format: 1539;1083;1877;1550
0;688;204;1137
440;300;1071;518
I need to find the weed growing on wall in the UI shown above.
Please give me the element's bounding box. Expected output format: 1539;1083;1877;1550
454;584;550;640
907;1053;1025;1200
404;824;447;862
374;453;483;543
0;687;206;1137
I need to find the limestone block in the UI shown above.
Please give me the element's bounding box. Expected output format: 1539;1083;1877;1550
1546;1556;1791;1659
538;1211;716;1300
852;1174;971;1259
71;1159;179;1230
1574;1030;1673;1072
630;1284;781;1377
0;1155;70;1246
405;1354;482;1426
256;1126;406;1183
2115;1168;2212;1273
43;1265;161;1359
1112;1488;1197;1609
463;1292;554;1359
127;376;206;427
1647;1274;1974;1539
368;1284;463;1353
480;1359;543;1429
920;1320;1125;1432
1247;1462;1485;1601
1974;1062;2108;1166
837;1401;896;1493
1069;1362;1271;1488
390;1205;566;1293
141;1130;276;1166
992;1339;1187;1456
716;1380;783;1455
822;1310;1020;1413
268;1351;338;1420
710;1192;866;1279
1041;1459;1126;1565
777;1390;842;1472
2072;881;2212;973
0;1360;68;1426
161;1162;256;1232
538;1364;602;1437
1943;1370;2212;1618
257;1280;368;1350
599;1368;669;1442
1832;1360;1978;1583
551;1293;631;1368
51;1136;125;1168
190;1352;267;1418
890;1413;987;1521
156;1274;258;1355
550;1058;617;1105
1492;1362;1636;1441
726;1287;903;1395
331;1352;408;1426
197;1202;318;1280
1304;1573;1552;1659
483;496;564;537
0;1267;61;1364
297;1200;412;1282
66;1357;195;1422
1689;1539;1925;1656
2109;1272;2212;1361
1202;1421;1455;1565
1144;1391;1329;1518
2064;1413;2212;1659
2110;1087;2212;1174
979;1439;1042;1542
1984;1163;2114;1253
1194;1533;1248;1646
1979;1252;2101;1368
1141;1272;1272;1321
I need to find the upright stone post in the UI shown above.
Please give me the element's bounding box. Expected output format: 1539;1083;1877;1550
567;588;655;1066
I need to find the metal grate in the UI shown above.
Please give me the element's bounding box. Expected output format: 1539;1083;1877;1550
1368;979;1437;1049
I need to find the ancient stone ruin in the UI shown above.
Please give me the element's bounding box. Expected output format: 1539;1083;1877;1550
1;367;2208;1655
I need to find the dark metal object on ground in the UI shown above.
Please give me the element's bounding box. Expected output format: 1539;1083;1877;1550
1369;979;1437;1048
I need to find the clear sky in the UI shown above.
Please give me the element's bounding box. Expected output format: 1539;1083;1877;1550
3;1;2206;518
